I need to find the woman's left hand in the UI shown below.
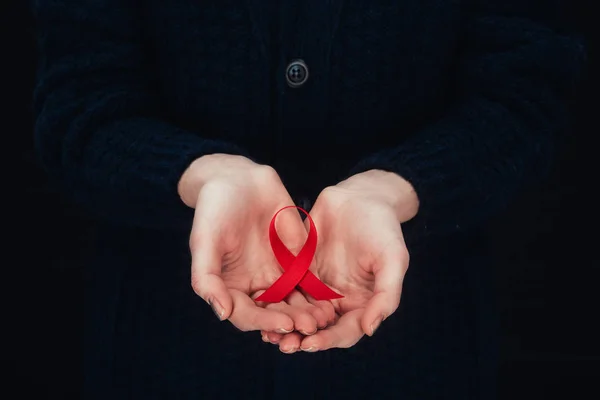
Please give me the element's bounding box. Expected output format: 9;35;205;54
262;170;420;352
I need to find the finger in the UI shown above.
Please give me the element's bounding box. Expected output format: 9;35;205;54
286;290;329;329
261;331;269;342
252;290;318;334
228;289;294;332
264;301;318;335
261;330;284;344
300;308;365;351
305;295;337;326
278;331;304;354
362;244;409;336
189;215;232;320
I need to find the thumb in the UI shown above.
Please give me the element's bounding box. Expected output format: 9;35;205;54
189;216;233;321
361;243;409;336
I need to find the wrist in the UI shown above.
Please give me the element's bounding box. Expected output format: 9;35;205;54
339;169;419;223
178;153;255;208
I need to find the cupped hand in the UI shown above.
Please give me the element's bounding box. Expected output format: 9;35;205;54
263;170;419;352
178;154;335;333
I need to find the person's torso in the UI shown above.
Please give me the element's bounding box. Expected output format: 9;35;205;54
141;0;463;198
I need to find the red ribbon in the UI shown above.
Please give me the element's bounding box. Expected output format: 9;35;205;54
255;206;343;303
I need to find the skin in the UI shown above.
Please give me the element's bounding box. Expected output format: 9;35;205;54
178;154;336;334
179;155;419;352
261;170;420;353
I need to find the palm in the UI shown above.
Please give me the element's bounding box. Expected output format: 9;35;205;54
184;159;336;337
190;178;322;333
259;172;415;351
199;188;307;296
288;189;409;350
218;220;287;296
313;200;399;314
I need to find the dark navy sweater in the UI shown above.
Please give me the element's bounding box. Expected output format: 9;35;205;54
32;0;584;244
31;1;584;398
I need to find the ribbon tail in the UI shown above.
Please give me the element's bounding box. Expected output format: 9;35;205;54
298;273;344;300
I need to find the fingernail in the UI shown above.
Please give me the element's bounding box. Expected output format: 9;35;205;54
276;327;293;334
208;299;225;321
261;333;269;342
370;315;384;336
301;346;318;353
300;328;317;336
281;347;298;354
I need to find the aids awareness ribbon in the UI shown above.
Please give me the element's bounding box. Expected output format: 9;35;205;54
255;206;343;303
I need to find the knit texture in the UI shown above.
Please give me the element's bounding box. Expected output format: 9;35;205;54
32;0;584;398
346;2;586;247
32;0;584;241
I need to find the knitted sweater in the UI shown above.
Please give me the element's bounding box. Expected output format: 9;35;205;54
32;0;584;245
31;1;584;398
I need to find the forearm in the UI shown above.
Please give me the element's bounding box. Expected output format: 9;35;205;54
336;169;419;224
42;117;248;229
347;0;585;245
32;0;251;229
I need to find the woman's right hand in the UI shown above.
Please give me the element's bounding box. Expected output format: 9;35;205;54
178;154;334;335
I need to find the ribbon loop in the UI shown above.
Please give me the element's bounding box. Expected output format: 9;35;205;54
255;206;343;303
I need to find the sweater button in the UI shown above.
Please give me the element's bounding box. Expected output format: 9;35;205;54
285;59;309;88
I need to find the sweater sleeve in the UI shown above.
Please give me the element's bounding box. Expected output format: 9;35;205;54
348;0;586;245
32;0;250;230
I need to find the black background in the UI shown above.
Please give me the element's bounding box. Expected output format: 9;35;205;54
5;1;598;398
